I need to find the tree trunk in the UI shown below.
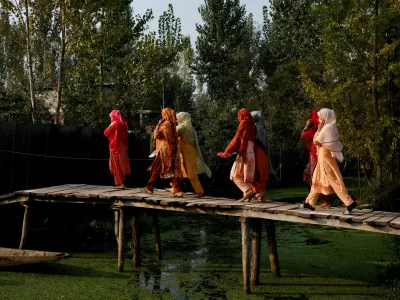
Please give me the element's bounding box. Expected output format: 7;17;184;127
55;0;66;124
24;0;36;124
372;0;382;190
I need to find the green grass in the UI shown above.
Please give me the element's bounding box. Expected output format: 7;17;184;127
1;212;399;300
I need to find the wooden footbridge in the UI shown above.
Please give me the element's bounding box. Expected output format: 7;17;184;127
2;184;400;294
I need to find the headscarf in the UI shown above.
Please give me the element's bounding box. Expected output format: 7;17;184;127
105;110;128;153
316;108;344;162
176;112;212;178
161;108;176;123
251;111;269;155
110;110;127;126
238;108;256;142
302;110;319;157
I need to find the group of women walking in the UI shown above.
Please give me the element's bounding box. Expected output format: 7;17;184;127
104;107;357;214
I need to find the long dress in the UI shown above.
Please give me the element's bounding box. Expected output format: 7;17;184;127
146;118;182;192
104;121;131;185
177;136;204;194
224;112;256;193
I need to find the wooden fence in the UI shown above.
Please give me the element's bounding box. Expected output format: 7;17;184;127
0;121;151;195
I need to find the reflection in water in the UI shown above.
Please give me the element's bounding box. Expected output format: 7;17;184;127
130;214;235;299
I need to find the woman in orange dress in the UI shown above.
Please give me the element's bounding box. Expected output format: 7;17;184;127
104;110;131;189
146;108;182;196
302;108;357;214
217;108;256;202
250;111;269;201
301;110;331;208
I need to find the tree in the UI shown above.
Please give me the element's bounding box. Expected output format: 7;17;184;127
300;0;400;207
194;0;248;102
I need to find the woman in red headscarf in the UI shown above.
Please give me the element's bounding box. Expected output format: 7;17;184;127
217;108;256;202
104;110;131;189
145;108;182;196
301;110;331;207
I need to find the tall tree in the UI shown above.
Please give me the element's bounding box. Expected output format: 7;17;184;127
194;0;247;102
300;0;400;207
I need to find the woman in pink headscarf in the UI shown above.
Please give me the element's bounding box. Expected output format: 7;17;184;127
104;110;131;189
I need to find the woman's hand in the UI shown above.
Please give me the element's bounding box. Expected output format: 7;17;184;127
305;119;311;129
217;152;230;158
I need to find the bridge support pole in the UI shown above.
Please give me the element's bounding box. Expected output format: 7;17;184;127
114;210;119;243
131;211;141;267
19;204;29;249
241;217;251;294
117;208;125;272
251;219;262;285
152;211;162;260
266;220;281;277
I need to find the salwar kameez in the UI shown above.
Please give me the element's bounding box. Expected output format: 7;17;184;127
305;147;352;206
104;110;131;187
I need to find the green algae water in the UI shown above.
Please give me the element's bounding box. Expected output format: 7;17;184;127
1;211;399;300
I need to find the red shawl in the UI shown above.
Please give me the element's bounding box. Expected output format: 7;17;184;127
301;110;319;160
224;108;256;158
104;110;128;153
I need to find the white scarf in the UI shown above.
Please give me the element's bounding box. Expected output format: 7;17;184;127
315;108;344;162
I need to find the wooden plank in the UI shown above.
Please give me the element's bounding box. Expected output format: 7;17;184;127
309;210;332;219
289;210;315;219
15;184;84;196
0;193;15;200
120;192;150;201
374;215;400;226
265;204;299;214
98;188;143;199
15;184;69;195
272;204;300;214
71;186;117;199
363;214;389;225
46;185;101;197
389;217;400;229
243;202;287;211
351;211;383;223
186;200;232;209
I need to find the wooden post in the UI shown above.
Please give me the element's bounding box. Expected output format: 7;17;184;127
114;210;119;242
19;204;29;249
131;211;141;267
266;220;281;277
153;212;162;260
117;208;125;272
241;217;251;294
250;219;262;285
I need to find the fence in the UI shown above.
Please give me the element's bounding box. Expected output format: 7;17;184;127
0;121;152;195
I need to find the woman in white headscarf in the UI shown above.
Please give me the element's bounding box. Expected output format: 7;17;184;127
175;112;212;197
302;108;357;214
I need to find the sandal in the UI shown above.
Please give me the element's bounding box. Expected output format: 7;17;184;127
238;189;255;202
